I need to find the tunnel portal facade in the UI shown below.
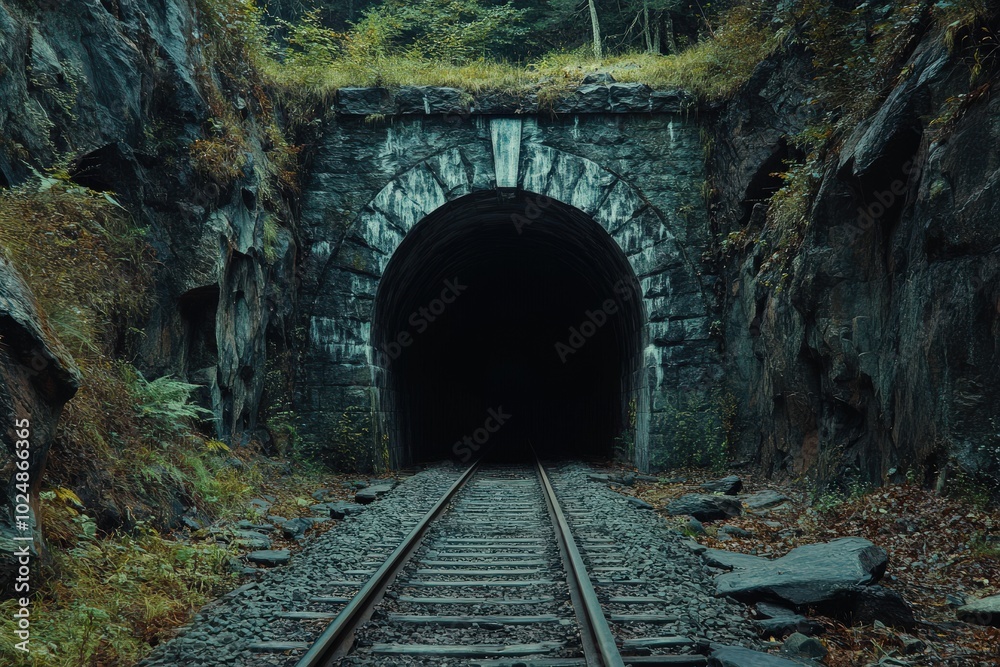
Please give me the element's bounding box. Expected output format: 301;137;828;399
297;112;718;471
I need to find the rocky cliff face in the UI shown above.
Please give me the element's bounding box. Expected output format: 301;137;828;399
0;0;297;563
712;30;1000;490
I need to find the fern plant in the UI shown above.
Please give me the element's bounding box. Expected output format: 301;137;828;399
132;373;214;436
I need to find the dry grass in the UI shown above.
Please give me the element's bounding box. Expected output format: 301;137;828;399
264;1;778;105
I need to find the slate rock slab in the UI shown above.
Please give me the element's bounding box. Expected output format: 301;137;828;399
355;484;395;504
957;594;1000;626
741;490;791;510
781;632;827;659
328;500;366;519
237;520;274;532
232;530;272;550
755;614;824;638
714;537;888;606
720;525;752;538
667;494;743;521
710;645;810;666
704;548;767;571
625;496;654;510
701;475;743;495
247;498;272;512
246;549;291;566
754;601;824;638
281;518;311;539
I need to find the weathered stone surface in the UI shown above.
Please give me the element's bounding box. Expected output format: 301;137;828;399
0;256;81;596
714;538;888;606
297;114;713;471
650;89;695;113
394;86;463;115
704;548;767;571
780;632;827;660
608;82;651;111
355;483;395;504
281;518;311;540
232;530;272;550
720;525;753;538
246;549;291;566
956;594;1000;626
742;490;791;510
336;87;394;115
328;500;366;519
666;494;743;521
625;496;654;510
754;608;824;639
701;475;743;495
582;72;616;85
715;30;1000;488
824;585;915;629
710;645;808;667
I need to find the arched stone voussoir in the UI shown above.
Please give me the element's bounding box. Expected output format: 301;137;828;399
370;162;447;233
351;208;406;257
612;208;676;256
519;144;619;218
425;147;472;199
593;180;649;235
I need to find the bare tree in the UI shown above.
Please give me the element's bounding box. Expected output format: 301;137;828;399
588;0;603;59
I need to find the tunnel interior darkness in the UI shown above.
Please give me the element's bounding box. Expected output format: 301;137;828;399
371;190;645;465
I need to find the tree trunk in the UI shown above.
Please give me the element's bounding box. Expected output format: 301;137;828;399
664;11;678;55
588;0;603;60
643;1;653;53
653;12;662;54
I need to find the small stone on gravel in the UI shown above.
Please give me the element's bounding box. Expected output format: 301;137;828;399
246;549;290;566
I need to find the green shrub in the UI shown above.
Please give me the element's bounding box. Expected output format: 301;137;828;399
652;390;731;473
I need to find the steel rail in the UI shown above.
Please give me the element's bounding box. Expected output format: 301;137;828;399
295;458;482;667
533;454;626;667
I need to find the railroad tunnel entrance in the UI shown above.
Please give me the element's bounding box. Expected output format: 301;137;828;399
372;190;645;465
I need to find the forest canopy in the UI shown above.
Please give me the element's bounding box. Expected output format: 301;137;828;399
263;0;733;61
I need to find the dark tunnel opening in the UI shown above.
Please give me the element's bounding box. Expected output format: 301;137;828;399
371;191;645;466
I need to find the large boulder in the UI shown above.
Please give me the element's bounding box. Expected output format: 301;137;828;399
0;257;80;598
714;537;888;607
666;494;743;521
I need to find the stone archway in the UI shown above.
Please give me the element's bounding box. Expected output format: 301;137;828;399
299;117;715;471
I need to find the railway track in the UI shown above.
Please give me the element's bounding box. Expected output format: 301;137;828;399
249;456;711;666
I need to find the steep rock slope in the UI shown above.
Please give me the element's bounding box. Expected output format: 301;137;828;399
0;0;297;584
714;26;1000;488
